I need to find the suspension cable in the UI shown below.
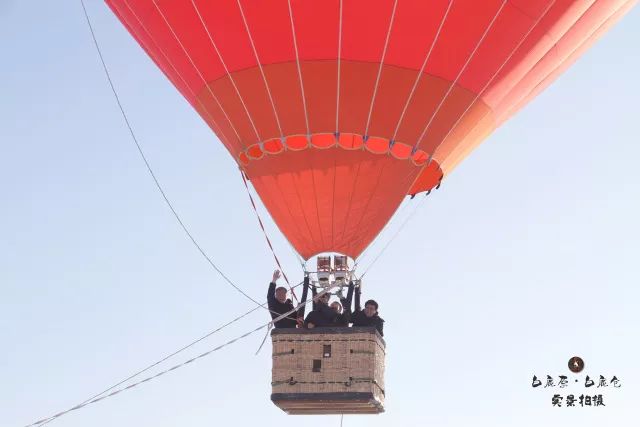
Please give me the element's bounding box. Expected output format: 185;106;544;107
34;275;301;427
79;0;264;308
359;193;431;279
23;285;321;427
240;170;300;303
352;197;412;272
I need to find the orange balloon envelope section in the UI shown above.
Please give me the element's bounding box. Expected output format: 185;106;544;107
106;0;636;259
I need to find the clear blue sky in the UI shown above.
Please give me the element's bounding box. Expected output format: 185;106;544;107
2;2;639;427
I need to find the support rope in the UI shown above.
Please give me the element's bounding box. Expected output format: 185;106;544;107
151;0;245;146
234;0;285;138
189;0;262;143
240;170;299;303
115;0;234;151
414;0;507;152
286;0;311;134
391;0;454;141
359;193;430;279
357;0;558;275
22;287;323;427
428;0;557;164
363;0;399;136
78;0;264;309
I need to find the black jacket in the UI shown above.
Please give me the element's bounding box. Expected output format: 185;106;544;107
308;282;354;327
304;302;338;328
352;285;384;336
267;282;297;328
334;309;350;326
351;310;384;336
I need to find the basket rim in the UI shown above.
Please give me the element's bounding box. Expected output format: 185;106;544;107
270;326;385;346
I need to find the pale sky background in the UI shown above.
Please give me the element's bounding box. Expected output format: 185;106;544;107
1;2;639;427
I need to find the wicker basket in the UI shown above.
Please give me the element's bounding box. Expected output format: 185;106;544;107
271;327;385;415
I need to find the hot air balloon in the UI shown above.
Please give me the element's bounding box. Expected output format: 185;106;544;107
105;0;636;414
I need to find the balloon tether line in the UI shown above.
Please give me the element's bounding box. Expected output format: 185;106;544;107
76;0;268;310
22;287;321;427
240;169;299;303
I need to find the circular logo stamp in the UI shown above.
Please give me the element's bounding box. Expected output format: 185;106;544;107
568;356;585;373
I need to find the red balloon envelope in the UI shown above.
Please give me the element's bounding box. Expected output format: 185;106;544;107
106;0;635;259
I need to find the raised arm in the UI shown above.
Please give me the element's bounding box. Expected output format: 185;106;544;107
340;282;355;320
354;283;362;312
345;282;354;310
267;270;280;303
311;285;318;311
297;275;310;321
